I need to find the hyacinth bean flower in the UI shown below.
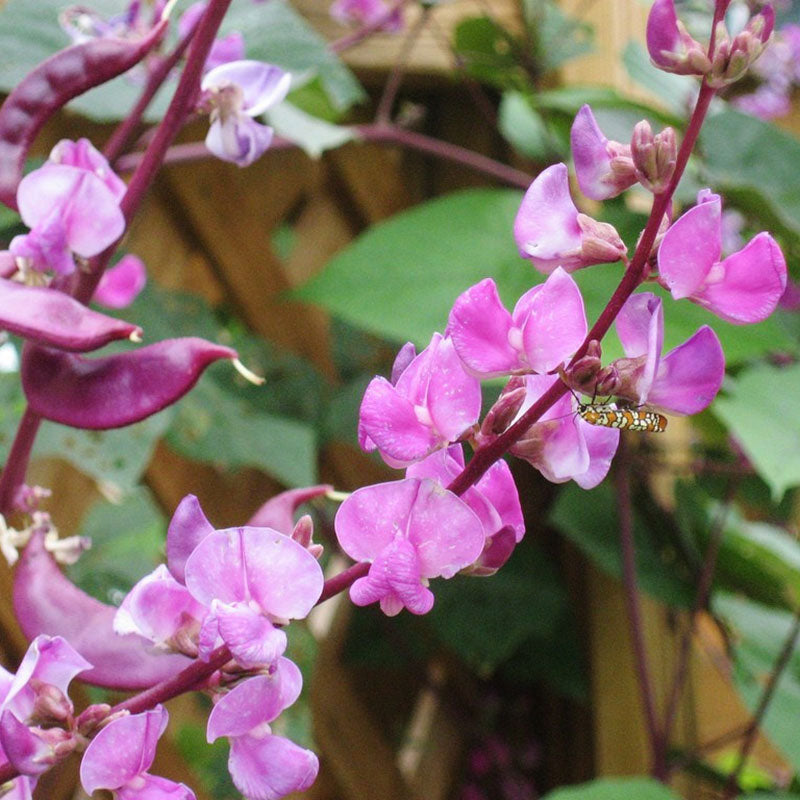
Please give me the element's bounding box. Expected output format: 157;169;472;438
14;530;192;689
207;659;319;800
359;333;482;467
611;292;724;414
201;60;292;167
447;268;587;378
570;105;637;200
93;254;147;308
0;636;91;777
330;0;404;32
80;706;196;800
179;2;245;72
506;375;619;489
335;477;485;615
646;0;712;76
49;138;127;201
9;164;125;276
514;163;627;273
657;190;787;324
407;445;525;574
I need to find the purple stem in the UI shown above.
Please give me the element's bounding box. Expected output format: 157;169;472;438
114;124;536;189
662;480;738;753
721;606;800;799
447;81;716;497
317;561;370;604
0;0;233;513
615;436;666;779
104;18;200;165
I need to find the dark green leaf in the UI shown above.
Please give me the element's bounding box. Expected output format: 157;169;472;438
714;592;800;771
542;777;682;800
550;481;694;607
713;363;800;501
452;16;530;91
426;541;571;677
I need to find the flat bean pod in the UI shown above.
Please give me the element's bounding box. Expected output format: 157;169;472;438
22;337;236;429
14;530;191;689
0;20;167;210
0;278;141;351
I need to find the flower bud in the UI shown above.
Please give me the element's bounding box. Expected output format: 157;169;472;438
631;121;677;194
291;515;324;559
480;378;526;439
577;214;627;263
646;0;711;76
28;679;72;725
595;366;621;397
76;704;112;737
462;526;518;577
708;7;775;87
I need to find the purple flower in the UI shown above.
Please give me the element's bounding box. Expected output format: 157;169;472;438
80;706;196;799
447;268;587;378
330;0;404;32
94;254;147;308
183;527;323;667
657;190;787;324
514;163;626;274
207;658;318;800
201;60;292;167
334;478;485;615
0;635;91;777
407;445;524;574
9;164;125;276
646;0;711;75
358;333;482;467
570;105;637;200
506;375;619;489
612;292;725;414
49;138;126;201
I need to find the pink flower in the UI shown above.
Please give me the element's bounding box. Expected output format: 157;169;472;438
570;105;637;200
330;0;404;32
206;659;318;800
80;706;196;799
506;375;619;489
201;61;292;167
646;0;711;76
658;190;787;324
0;636;91;777
94;255;147;309
184;527;324;667
335;478;485;615
612;292;725;414
359;333;482;467
514;163;626;274
9;164;125;276
447;268;587;378
49;138;126;201
407;445;524;574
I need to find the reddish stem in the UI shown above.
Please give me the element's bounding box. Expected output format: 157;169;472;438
317;561;370;604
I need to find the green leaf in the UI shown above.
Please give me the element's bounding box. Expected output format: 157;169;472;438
67;488;165;601
166;378;317;488
294;188;530;346
531;1;593;71
295;188;795;364
426;541;571;677
713;363;800;501
550;481;694;607
499;91;557;159
700;109;800;251
675;483;800;612
268;103;355;158
452;16;529;91
714;592;800;771
0;0;364;121
622;41;696;116
542;777;682;800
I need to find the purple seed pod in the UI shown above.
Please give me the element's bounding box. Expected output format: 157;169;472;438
0;278;141;351
0;20;167;211
22;337;237;429
14;531;191;690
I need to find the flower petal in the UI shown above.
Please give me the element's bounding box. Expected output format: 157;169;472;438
166;495;215;584
93;255;146;309
202;61;291;116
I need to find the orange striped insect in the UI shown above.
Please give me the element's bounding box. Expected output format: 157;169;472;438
576;402;667;433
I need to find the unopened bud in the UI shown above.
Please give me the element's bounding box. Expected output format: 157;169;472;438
29;679;72;725
462;526;518;577
631;122;677;194
76;704;112;737
595;366;621;397
480;378;526;438
708;8;774;87
291;515;323;559
577;214;627;263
